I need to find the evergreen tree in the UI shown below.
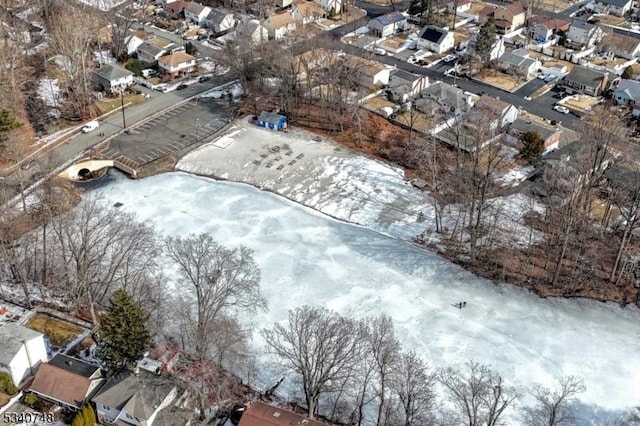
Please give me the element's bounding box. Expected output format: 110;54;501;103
71;404;96;426
0;108;21;141
475;18;497;63
519;130;545;164
96;289;151;372
622;65;634;80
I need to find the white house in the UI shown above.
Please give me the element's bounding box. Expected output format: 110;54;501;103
446;0;471;14
136;41;170;63
594;0;633;16
124;35;144;55
417;25;454;54
367;11;407;38
264;12;296;40
497;49;540;79
184;1;211;25
236;19;268;45
158;52;196;78
344;56;391;88
93;370;178;426
566;20;605;48
473;94;519;129
313;0;341;15
94;63;134;93
613;79;640;106
291;0;326;25
388;69;429;102
205;9;235;33
0;323;48;386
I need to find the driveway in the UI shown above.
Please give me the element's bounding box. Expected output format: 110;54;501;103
514;78;547;98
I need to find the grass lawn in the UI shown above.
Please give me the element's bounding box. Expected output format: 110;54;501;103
96;93;146;115
0;392;10;407
537;0;572;12
394;111;436;134
364;97;398;111
562;95;599;112
26;313;83;347
475;69;525;92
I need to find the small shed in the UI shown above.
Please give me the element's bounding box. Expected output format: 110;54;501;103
257;111;287;131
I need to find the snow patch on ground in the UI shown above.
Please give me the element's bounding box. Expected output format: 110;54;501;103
77;0;127;10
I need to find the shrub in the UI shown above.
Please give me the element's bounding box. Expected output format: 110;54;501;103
0;372;18;395
23;392;38;407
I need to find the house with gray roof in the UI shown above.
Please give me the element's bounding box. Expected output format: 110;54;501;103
205;8;235;33
184;1;211;24
94;63;134;93
595;0;633;16
367;11;407;37
416;25;454;54
0;323;48;386
566;20;604;48
507;117;563;153
137;41;169;63
92;369;178;426
387;69;429;102
613;79;640;106
561;65;609;96
497;49;540;79
418;81;475;115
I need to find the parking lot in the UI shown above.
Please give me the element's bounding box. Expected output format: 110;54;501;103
101;95;236;169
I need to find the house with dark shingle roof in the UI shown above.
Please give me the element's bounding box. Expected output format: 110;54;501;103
367;11;407;38
567;20;604;48
613;79;640;106
205;8;235;33
29;354;105;410
94;63;134;93
387;69;429;102
137;41;169;63
184;1;211;24
561;65;609;96
239;401;330;426
507;117;563;152
92;369;178;426
497;49;540;79
595;0;633;16
601;33;640;59
416;25;454;53
417;81;475;116
0;323;48;387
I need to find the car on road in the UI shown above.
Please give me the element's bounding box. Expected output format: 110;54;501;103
443;54;457;63
81;120;99;133
553;105;570;114
199;75;211;83
176;84;189;90
374;48;387;56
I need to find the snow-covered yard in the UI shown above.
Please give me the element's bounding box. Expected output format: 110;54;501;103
91;171;640;424
77;0;127;11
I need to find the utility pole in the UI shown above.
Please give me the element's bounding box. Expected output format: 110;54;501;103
120;88;127;131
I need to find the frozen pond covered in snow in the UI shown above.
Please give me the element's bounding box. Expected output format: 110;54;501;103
93;171;640;423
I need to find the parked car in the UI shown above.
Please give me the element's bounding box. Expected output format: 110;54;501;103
408;55;417;64
544;74;557;82
374;48;387;56
176;84;189;90
537;73;549;80
443;54;457;63
553;105;570;114
199;75;211;83
197;34;208;41
141;69;157;78
81;120;99;133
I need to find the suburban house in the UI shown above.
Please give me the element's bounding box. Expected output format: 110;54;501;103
136;41;169;63
613;79;640;105
479;5;497;24
566;20;604;48
387;69;429;102
264;12;297;40
367;11;407;38
417;81;475;116
124;34;145;55
29;354;105;410
257;111;288;130
343;56;391;88
158;52;196;78
291;0;326;25
491;2;526;34
601;33;640;59
530;16;570;42
184;2;211;24
469;33;505;60
238;401;331;426
473;94;519;129
497;49;540;79
204;9;235;33
0;323;48;387
446;0;471;14
165;0;188;16
508;118;562;153
313;0;341;15
594;0;633;16
236;19;268;44
92;369;178;426
417;25;454;54
94;63;134;93
561;65;609;95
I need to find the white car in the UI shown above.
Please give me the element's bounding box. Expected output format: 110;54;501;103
553;105;570;114
81;120;99;133
443;54;457;63
408;56;417;64
538;73;549;80
374;48;387;56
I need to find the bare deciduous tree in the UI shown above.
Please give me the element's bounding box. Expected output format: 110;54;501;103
438;361;518;426
392;351;438;426
164;233;265;360
262;305;362;419
522;376;586;426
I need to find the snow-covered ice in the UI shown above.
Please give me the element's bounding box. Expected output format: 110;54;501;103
92;171;640;423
